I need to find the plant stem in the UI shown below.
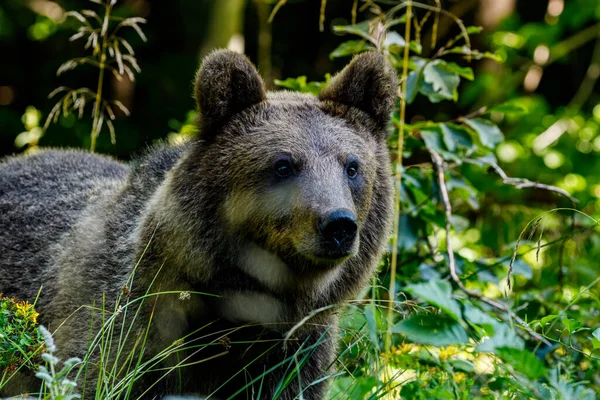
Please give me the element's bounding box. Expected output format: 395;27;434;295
90;1;112;152
385;0;411;354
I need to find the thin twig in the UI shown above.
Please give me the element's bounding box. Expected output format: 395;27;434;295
430;150;552;347
487;162;578;205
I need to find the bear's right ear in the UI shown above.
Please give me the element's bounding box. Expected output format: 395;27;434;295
319;52;397;135
194;50;266;133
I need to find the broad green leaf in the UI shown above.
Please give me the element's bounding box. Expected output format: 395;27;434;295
463;118;504;149
465;153;497;167
384;31;422;54
421;128;461;163
405;279;462;321
439;123;474;151
448;359;475;373
423;60;460;101
592;328;600;349
477;322;525;352
332;21;372;42
330;40;373;59
537;314;559;327
447;175;480;210
463;303;498;335
397;214;422;251
496;347;547;379
562;317;581;334
405;69;423;104
392;315;469;346
329;376;380;400
443;62;474;80
489;101;528;115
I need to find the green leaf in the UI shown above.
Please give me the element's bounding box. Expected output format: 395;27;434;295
463;118;504;149
405;279;462;321
489;101;528;115
329;376;380;399
405;69;423;104
448;359;475;373
496;347;547;379
538;314;559;327
384;31;422;54
476;322;525;352
439;123;474;151
463;303;498;335
332;21;372;42
422;60;460;101
392;314;469;346
397;214;422;251
591;328;600;349
330;40;373;59
562;317;581;334
421;128;461;163
465;153;497;168
451;26;483;43
443;62;474;80
445;46;503;61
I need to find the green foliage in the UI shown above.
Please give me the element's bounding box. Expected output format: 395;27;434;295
44;0;147;152
274;74;331;95
0;294;44;383
320;1;600;398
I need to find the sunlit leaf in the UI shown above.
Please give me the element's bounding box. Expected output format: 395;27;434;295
422;60;460;101
496;347;547;379
332;21;373;42
405;279;462;321
329;40;373;59
392;315;469;346
463;118;504;149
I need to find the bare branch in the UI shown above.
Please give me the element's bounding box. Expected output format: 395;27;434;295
487;161;578;205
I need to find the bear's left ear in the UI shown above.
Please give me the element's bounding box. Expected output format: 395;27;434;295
319;52;397;132
194;49;266;133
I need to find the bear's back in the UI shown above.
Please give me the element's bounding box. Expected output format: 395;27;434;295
0;150;129;301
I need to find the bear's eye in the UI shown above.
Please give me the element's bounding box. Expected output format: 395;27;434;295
274;159;294;178
346;161;359;179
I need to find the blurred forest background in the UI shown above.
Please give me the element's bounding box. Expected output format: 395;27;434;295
1;0;597;160
2;0;600;398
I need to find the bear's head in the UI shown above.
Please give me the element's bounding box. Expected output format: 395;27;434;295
186;49;396;280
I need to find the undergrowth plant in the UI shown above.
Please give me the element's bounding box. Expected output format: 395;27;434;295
0;294;44;387
44;0;147;152
273;0;600;398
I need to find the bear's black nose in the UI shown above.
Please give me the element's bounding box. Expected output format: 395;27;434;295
319;209;358;248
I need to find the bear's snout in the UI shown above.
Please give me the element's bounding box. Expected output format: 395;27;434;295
317;209;358;259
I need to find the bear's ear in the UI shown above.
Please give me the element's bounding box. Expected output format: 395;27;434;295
194;49;266;133
319;52;397;131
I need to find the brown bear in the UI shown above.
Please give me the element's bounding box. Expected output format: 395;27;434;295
0;49;397;399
